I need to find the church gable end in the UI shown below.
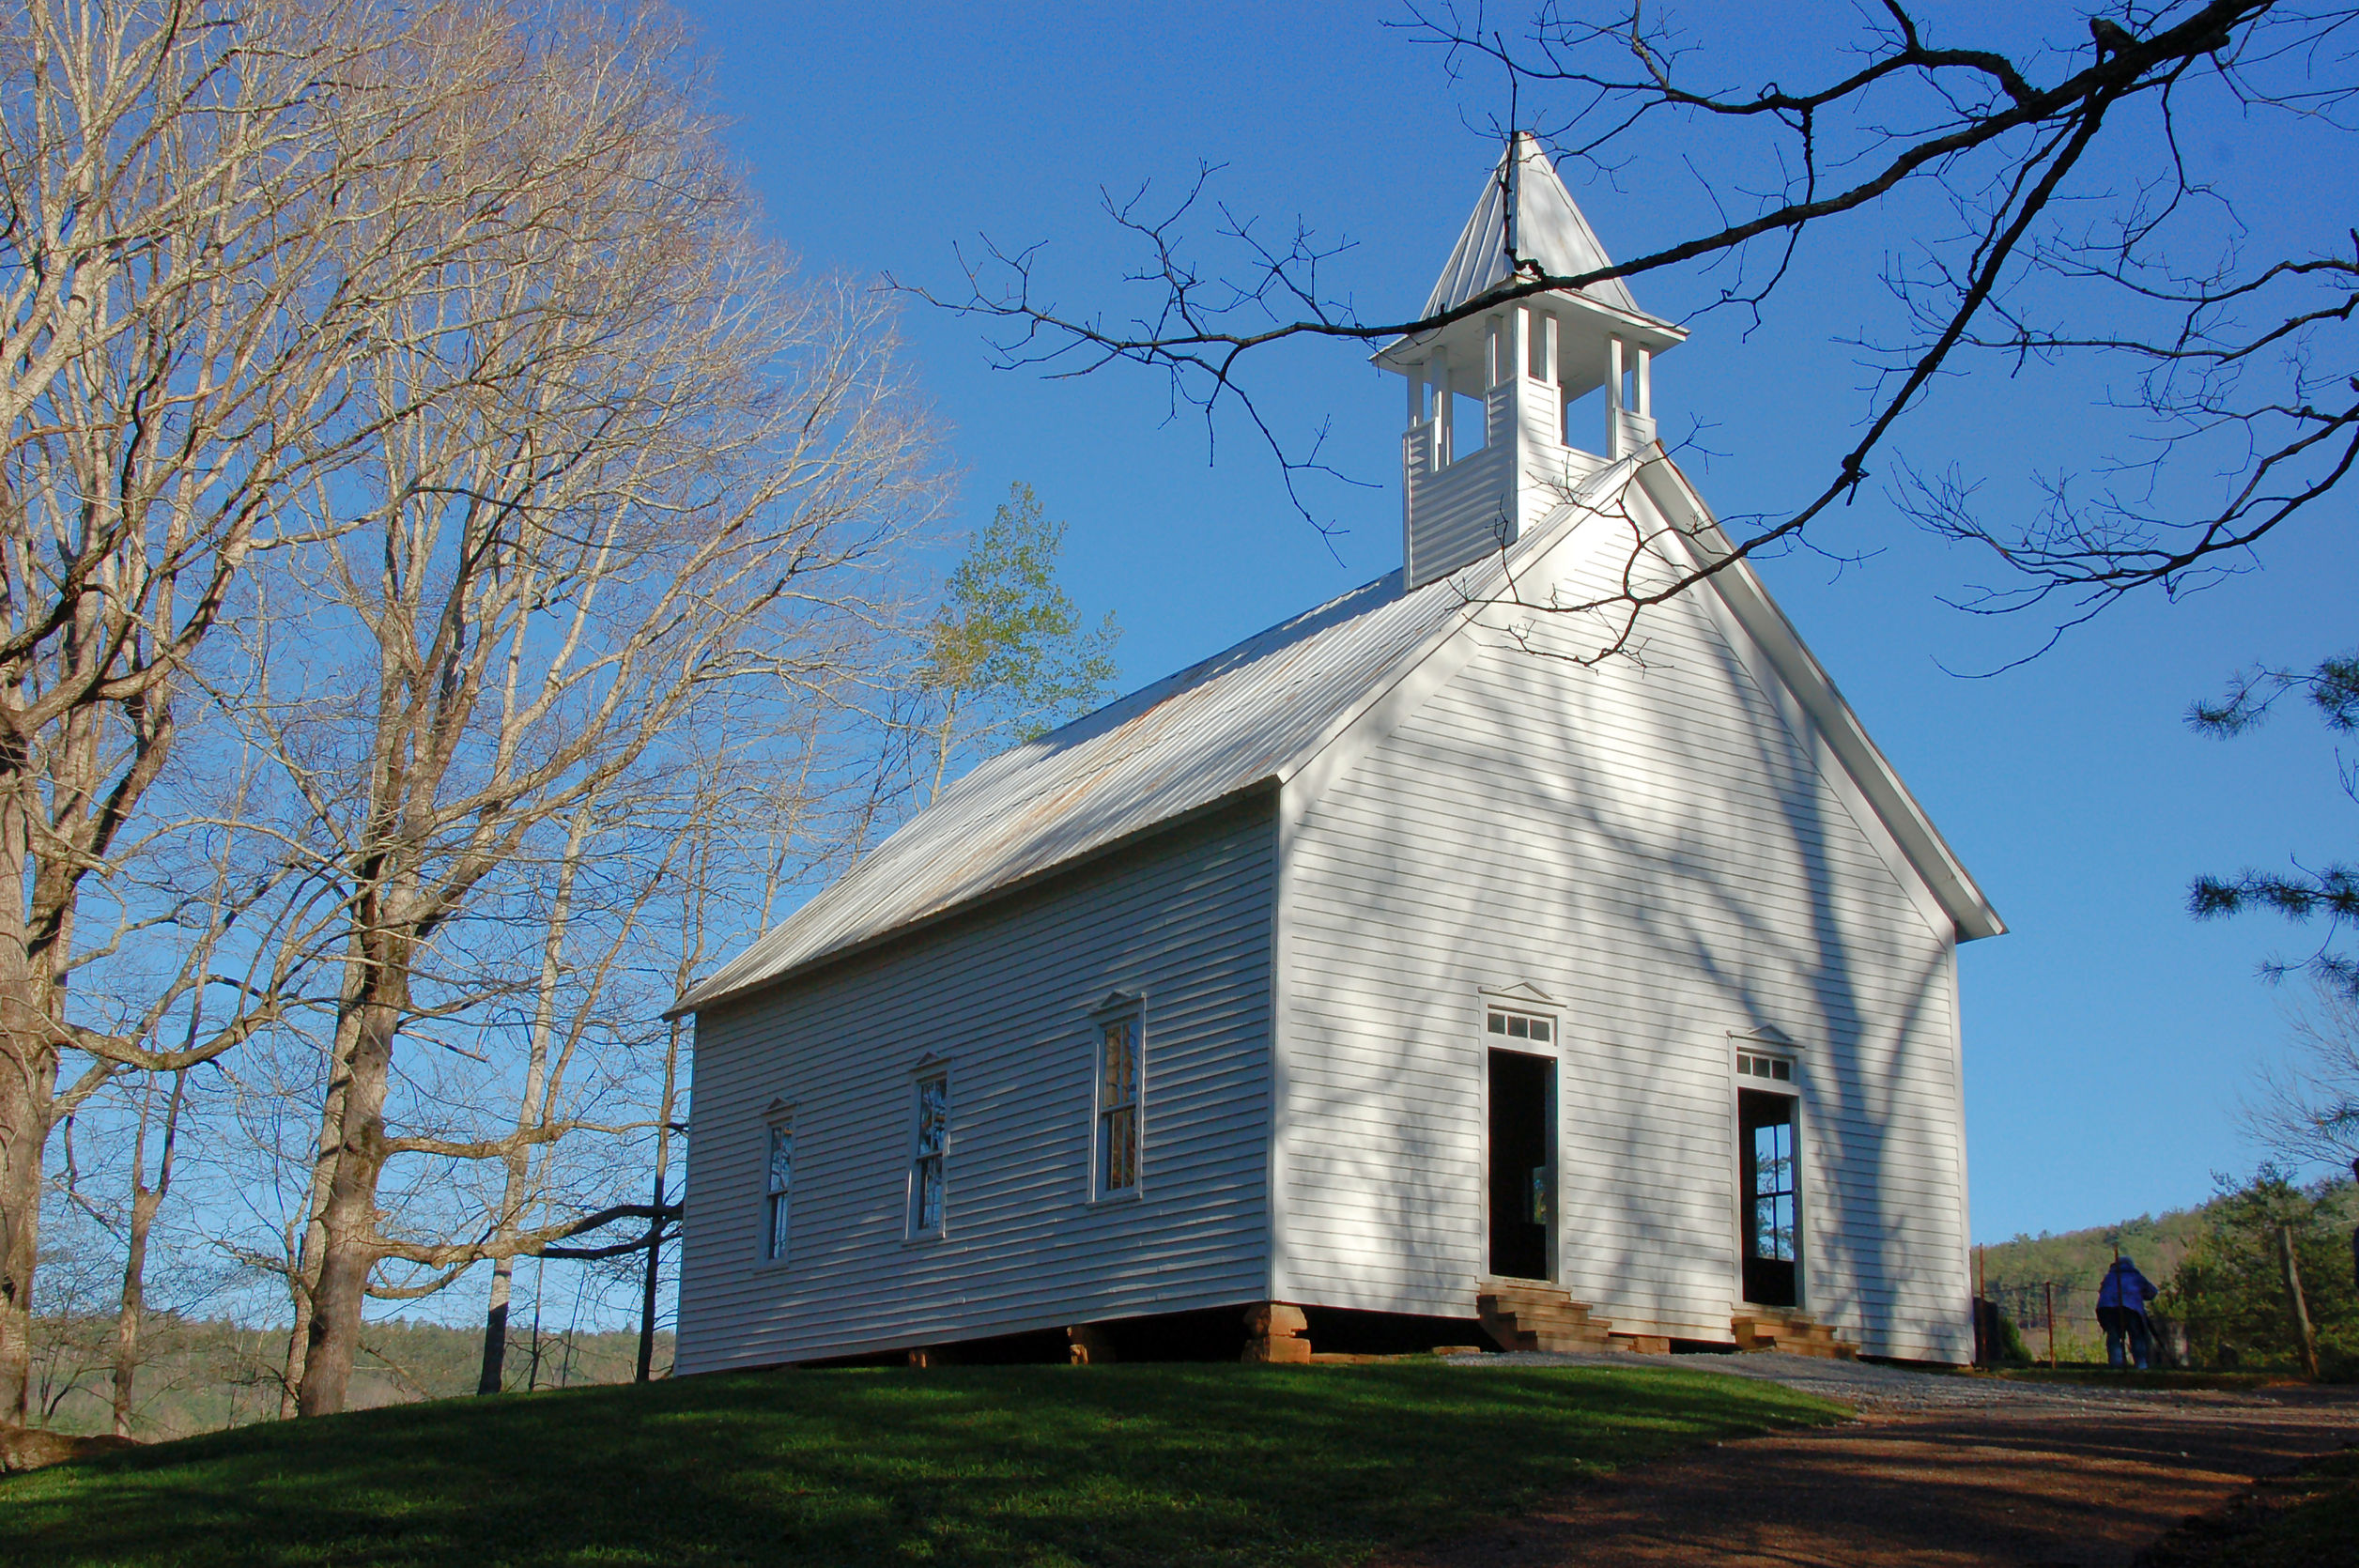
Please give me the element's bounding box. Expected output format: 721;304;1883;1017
1276;561;1972;1358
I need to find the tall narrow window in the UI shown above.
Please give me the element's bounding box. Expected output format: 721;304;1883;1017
1098;1015;1140;1195
1751;1119;1796;1257
763;1119;794;1262
910;1073;948;1237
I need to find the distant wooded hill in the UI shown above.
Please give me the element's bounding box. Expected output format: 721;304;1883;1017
1979;1181;2358;1365
1980;1207;2215;1299
1981;1182;2359;1294
36;1315;671;1441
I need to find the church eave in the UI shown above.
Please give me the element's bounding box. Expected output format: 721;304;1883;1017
1370;292;1687;371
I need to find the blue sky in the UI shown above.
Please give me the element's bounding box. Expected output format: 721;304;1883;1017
675;2;2355;1244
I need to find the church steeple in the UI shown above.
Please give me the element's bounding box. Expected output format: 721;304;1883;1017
1375;133;1686;588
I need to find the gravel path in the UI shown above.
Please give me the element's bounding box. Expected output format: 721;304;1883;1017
1398;1353;2359;1565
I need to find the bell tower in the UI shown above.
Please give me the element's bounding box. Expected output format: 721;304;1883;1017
1375;134;1687;588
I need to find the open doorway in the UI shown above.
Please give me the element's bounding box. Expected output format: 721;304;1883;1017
1738;1088;1798;1307
1488;1048;1554;1280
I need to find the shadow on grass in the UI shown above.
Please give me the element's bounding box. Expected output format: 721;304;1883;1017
0;1362;1844;1568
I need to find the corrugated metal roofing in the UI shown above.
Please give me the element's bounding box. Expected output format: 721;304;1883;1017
680;447;2001;1015
679;546;1507;1012
1424;131;1654;322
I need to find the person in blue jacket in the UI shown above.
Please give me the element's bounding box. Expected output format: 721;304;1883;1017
2096;1254;2158;1370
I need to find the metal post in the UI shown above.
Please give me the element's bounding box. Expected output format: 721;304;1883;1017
1973;1243;1985;1367
636;1169;665;1383
2045;1281;2056;1370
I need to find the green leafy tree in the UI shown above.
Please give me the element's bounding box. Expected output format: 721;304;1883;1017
2161;1168;2358;1377
919;484;1121;803
2190;653;2359;998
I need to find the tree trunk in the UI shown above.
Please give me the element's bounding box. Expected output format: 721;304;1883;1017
928;693;961;807
473;1133;532;1396
2276;1223;2320;1379
0;1054;51;1428
278;1236;313;1420
113;1072;185;1437
280;1053;356;1417
297;969;406;1418
477;1257;515;1396
0;876;56;1426
478;811;588;1396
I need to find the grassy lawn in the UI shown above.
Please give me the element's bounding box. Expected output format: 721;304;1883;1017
0;1361;1844;1567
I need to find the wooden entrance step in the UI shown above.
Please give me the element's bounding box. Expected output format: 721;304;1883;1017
1476;1283;1614;1353
1732;1310;1858;1360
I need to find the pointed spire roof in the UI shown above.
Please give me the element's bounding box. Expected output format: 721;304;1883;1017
1424;132;1653;322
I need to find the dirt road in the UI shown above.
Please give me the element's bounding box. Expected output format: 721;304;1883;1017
1380;1357;2359;1567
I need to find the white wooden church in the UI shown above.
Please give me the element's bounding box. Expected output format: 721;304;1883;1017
673;134;2003;1371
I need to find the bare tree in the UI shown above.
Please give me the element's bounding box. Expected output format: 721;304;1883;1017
0;0;460;1424
918;2;2356;660
634;1011;685;1384
216;5;943;1418
23;1186;116;1426
110;1068;183;1436
469;797;683;1396
2246;983;2359;1169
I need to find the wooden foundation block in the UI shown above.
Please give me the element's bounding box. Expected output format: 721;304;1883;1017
1242;1334;1314;1363
1242;1303;1308;1336
1241;1301;1312;1363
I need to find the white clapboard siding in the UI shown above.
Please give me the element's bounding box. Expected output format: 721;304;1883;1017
1278;520;1969;1361
1405;436;1513;587
676;798;1276;1373
1517;380;1614;539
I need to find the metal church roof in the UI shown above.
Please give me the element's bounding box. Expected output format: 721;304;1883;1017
677;531;1518;1012
1423;131;1658;323
682;445;2000;1015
